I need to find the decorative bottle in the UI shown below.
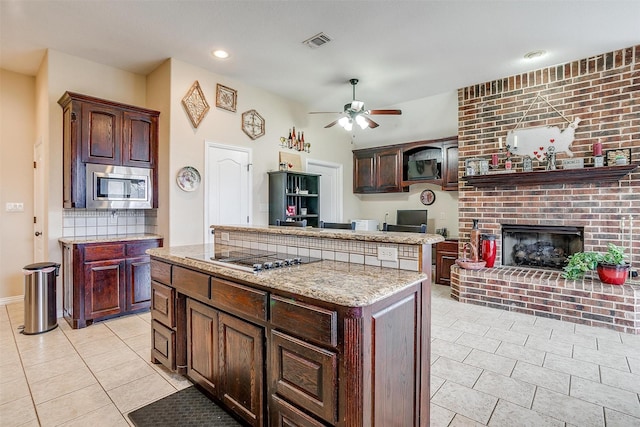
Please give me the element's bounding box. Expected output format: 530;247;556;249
470;219;481;262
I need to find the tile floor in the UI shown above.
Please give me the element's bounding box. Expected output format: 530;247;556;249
1;284;640;426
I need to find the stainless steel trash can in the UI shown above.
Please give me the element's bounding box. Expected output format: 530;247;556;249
23;262;59;335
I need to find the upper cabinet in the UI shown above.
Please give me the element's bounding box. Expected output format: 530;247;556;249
353;146;406;193
58;92;159;208
353;136;458;194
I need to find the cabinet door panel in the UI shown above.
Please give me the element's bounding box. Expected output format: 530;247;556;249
151;320;175;371
187;299;219;395
271;330;337;424
123;111;157;168
127;256;151;311
151;281;175;327
219;312;264;427
376;148;403;192
81;103;122;164
84;259;125;319
353;152;375;193
443;144;459;190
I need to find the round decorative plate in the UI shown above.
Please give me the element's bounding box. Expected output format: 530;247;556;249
176;166;201;192
420;189;436;205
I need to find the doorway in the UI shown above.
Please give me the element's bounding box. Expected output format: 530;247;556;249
204;142;252;245
305;159;343;222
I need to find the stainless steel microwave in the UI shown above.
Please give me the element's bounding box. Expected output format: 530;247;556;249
86;163;153;209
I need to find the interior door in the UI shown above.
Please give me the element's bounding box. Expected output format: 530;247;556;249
33;140;45;261
306;159;343;222
204;142;252;245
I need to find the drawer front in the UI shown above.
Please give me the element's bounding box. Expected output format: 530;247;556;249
126;239;161;257
271;330;337;424
270;395;329;427
150;259;172;285
152;320;175;371
271;295;337;347
210;277;267;322
83;243;126;262
436;239;458;254
151;281;174;327
172;266;210;300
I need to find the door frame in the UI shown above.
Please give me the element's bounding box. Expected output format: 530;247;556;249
33;139;45;262
203;141;253;246
305;158;343;222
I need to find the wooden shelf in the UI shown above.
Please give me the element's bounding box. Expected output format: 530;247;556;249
463;164;638;188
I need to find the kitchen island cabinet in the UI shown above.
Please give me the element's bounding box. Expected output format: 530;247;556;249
148;225;439;427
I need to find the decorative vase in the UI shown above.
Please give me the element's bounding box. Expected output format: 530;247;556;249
470;219;481;262
481;234;497;268
596;263;630;285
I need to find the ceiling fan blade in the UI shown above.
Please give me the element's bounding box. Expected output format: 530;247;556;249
324;119;340;128
308;111;341;114
363;116;379;128
367;109;402;115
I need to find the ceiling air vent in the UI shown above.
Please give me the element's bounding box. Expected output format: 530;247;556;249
302;32;332;49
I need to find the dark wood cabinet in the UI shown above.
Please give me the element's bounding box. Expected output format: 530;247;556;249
186;298;264;426
268;171;320;227
436;239;458;285
58;92;159;208
353;146;405;193
354;136;458;193
149;257;430;427
442;143;459;190
62;238;162;328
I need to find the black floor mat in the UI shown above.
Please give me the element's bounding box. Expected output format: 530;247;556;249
128;386;243;427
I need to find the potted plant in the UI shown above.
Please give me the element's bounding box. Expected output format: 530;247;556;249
562;243;630;285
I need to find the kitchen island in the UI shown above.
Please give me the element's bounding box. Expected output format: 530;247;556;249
148;225;442;427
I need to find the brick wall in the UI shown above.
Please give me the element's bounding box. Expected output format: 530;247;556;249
457;44;639;263
452;45;640;333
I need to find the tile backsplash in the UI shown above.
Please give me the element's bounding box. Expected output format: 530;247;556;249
62;209;157;237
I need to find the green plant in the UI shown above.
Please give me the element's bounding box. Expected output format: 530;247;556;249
562;243;629;279
562;251;600;280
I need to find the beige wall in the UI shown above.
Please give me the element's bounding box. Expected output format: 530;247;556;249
0;69;36;300
0;49;460;302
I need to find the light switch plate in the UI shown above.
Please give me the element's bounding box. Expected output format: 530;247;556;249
5;202;24;212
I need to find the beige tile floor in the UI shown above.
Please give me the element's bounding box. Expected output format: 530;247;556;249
1;284;640;426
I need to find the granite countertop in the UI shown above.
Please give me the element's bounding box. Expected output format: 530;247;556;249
212;224;445;245
148;244;428;307
58;233;164;244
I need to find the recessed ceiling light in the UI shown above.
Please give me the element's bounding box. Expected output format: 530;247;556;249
212;50;230;59
524;50;546;60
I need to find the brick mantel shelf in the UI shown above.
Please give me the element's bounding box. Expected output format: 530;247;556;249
463;164;638;188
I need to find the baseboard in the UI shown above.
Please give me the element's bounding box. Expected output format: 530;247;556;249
0;295;63;318
0;295;24;306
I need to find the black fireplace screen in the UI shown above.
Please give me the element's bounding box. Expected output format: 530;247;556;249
502;225;584;270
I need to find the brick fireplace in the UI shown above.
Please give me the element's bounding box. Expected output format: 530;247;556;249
452;45;640;334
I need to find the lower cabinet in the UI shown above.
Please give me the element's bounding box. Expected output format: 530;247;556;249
187;298;264;427
62;238;162;328
436;239;459;285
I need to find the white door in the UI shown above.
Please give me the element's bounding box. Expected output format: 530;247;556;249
33;140;45;261
306;159;343;222
204;142;252;244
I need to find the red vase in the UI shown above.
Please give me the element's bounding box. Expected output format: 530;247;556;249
481;234;497;268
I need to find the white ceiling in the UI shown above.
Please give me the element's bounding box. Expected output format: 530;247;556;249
2;1;639;113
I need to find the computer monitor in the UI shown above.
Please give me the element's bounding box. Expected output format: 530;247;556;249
397;209;428;226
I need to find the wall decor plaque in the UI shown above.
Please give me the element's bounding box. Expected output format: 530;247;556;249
605;148;631;166
182;81;209;128
216;83;237;112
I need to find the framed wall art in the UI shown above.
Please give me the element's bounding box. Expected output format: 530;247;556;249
216;83;237;112
182;81;210;128
605;148;631;166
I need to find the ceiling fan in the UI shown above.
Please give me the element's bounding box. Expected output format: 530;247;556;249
310;78;402;130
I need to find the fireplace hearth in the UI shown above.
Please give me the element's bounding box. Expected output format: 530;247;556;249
502;225;584;271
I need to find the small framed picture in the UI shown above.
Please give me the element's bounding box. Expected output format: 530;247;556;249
286;205;296;216
605;148;631;166
216;84;237;112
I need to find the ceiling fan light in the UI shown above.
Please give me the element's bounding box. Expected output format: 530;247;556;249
338;116;349;127
351;100;364;111
355;114;368;129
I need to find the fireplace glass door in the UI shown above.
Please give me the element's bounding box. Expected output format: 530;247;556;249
502;225;584;270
